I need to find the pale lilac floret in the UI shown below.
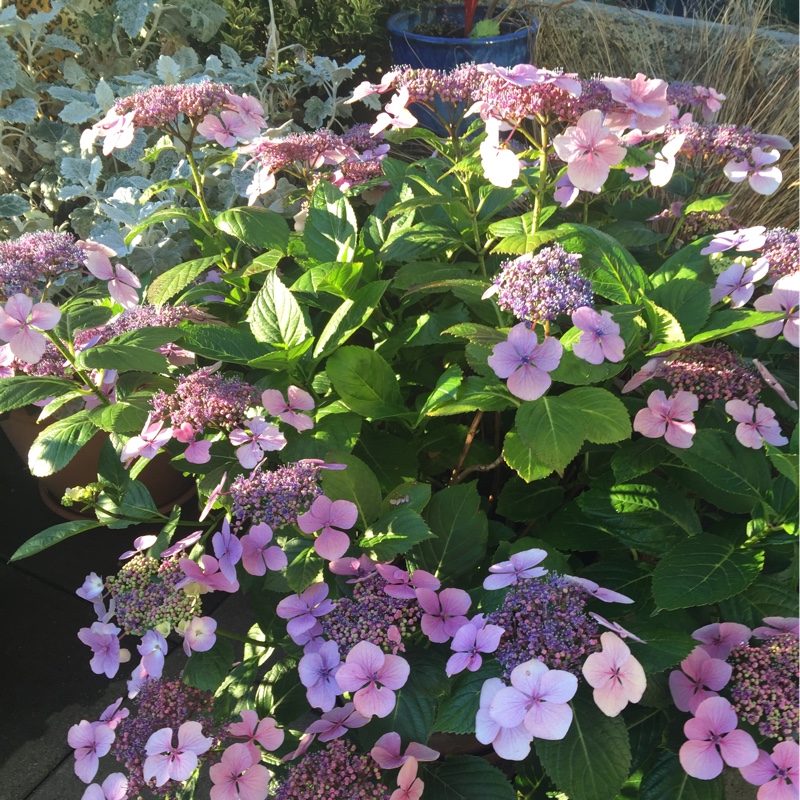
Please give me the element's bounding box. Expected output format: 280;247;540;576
95;697;129;730
196;113;239;146
77;572;104;602
753;616;800;639
376;564;440;599
740;740;799;800
602;73;670;131
262;385;315;431
276;582;335;643
753;274;799;347
119;535;158;560
490;658;578;740
725;400;789;449
298;495;358;561
121;415;173;466
298;640;342;711
228;710;284;763
304;702;369;743
552;110;626;192
240;522;287;575
68;720;115;783
710;260;769;307
80;772;128;800
701;226;767;255
724;147;783;195
692;622;752;659
563;575;634;604
571;306;626;364
229;416;287;469
416;587;471;643
679;696;759;780
334;640;410;719
209;742;270;800
178;554;239;594
181;616;217;656
138;630;168;679
370;87;417;134
483;547;548;590
161;530;202;558
475;677;534;761
446;614;504;676
0;293;61;363
370;732;440;770
633;389;698;448
212;521;243;583
648;132;686;188
669;647;733;713
78;622;126;679
83;243;140;309
173;422;212;464
582;632;646;717
488;324;563;402
589;613;646;643
143;720;213;787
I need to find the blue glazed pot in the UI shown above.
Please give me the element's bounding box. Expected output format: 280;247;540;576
387;4;537;132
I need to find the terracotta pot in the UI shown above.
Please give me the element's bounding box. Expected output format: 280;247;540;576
0;407;195;520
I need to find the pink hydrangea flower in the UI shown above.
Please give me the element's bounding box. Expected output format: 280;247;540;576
370;732;439;769
679;696;759;780
196;113;240;146
475;677;533;761
227;710;284;764
649;133;686;188
725;400;789;449
212;521;243;583
488;324;563;402
0;293;61;364
582;632;646;716
753;616;800;639
753;274;799;347
178;554;239;594
691;622;752;660
376;564;440;599
370;87;418;134
82;110;135;155
76;572;104;602
83;243;140;309
552;110;626;192
483;547;548;590
335;640;410;719
571;306;626;364
137;630;168;679
240;522;287;575
390;757;424;800
298;640;342;711
602;73;670;131
209;742;270;800
710;260;769;307
490;658;578;740
181;616;217;656
227;93;267;134
304;702;369;742
740;740;799;800
143;721;213;787
701;226;767;255
120;415;173;466
297;495;358;561
724;147;783;195
563;575;634;604
119;535;158;560
416;587;471;643
633;389;698;448
80;772;128;800
173;423;212;464
669;647;732;713
229;416;287;469
95;698;129;731
262;386;315;431
68;720;115;783
276;582;335;643
77;622;127;679
446;614;504;676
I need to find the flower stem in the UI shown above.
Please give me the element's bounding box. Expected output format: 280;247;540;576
45;332;111;406
216;627;271;648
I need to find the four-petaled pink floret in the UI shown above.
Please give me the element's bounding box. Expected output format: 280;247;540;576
370;731;440;770
668;646;732;714
0;293;61;364
483;547;548;590
297;495;358;561
262;386;315;431
142;720;213;787
691;621;752;659
298;639;342;711
416;587;471;643
739;740;799;800
276;582;335;643
488;324;563;402
68;719;115;783
633;389;698;448
209;742;271;800
582;631;647;717
446;614;504;676
227;709;284;764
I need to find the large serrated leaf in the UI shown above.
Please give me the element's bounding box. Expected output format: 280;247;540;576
77;344;169;374
28;411;98;477
177;323;265;364
515;395;585;473
146;256;219;305
215;207;289;253
425;756;516;800
649;279;711;339
321;452;382;528
10;520;101;561
247;271;310;348
326;346;406;419
640;752;724;800
0;377;77;414
183;637;235;691
502;431;554;482
305;181;357;262
361;506;434;560
562;387;631;444
652;534;764;610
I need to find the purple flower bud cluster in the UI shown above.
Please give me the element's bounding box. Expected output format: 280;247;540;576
113;82;230;130
151;368;259;432
73;304;199;350
662;344;761;404
105;554;198;636
320;573;421;656
11;342;69;377
491;244;593;324
666;121;775;166
676;210;735;244
728;633;799;740
666;82;703;109
486;574;600;680
111;677;218;797
0;230;85;300
229;460;324;530
761;228;799;282
274;739;389;800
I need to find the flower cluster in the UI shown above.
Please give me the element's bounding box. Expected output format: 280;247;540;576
73;304;200;350
760;228;799;282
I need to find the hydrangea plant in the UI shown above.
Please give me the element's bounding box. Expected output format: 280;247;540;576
1;55;798;800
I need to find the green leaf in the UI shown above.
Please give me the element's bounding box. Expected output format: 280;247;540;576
312;280;390;358
9;520;101;561
417;365;464;421
183;637;235;692
321;452;382;527
611;439;667;482
285;545;322;592
146;256;219;305
0;377;77;414
124;207;206;245
28;411;98;477
96;480;159;529
215;207;289;253
684;195;731;214
361;506;434;560
625;623;695;673
433;661;501;735
417;482;488;582
535;693;631;800
644;300;685;344
601;220;667;247
503;431;554;482
562;387;632;444
139;177;194;203
247;338;314;370
608;478;701;537
497;477;564;522
652;534;764;610
765;444;798;486
640;752;724;800
76;344;169;374
427;376;517;416
177;323;264;364
718;573;800;626
305;181;357;262
515;396;585;473
649;279;711;339
425;756;516;800
88;401;148;434
326;346;406;419
669;429;771;503
247;271;310;348
107;326;184;349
